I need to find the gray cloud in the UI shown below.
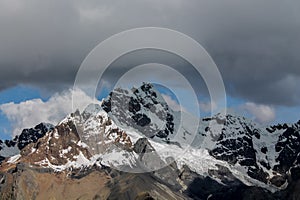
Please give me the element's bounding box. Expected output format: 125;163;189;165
0;0;299;106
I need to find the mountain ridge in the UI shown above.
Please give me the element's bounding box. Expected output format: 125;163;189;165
0;83;300;199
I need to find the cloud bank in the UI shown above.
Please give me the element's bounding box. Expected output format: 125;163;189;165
0;89;97;136
0;0;299;107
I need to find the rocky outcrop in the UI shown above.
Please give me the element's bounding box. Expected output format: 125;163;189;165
133;138;165;172
19;120;91;167
0;123;54;159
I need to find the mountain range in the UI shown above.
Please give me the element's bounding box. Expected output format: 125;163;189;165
0;83;300;200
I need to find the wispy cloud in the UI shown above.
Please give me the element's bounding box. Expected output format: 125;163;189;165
162;94;187;112
241;102;276;124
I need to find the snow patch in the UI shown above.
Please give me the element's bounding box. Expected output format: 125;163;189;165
7;154;21;163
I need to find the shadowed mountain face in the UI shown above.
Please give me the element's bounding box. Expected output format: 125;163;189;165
0;83;300;199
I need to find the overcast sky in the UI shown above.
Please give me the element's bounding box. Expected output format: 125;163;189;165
0;0;300;137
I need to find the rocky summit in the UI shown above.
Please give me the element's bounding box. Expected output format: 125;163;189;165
1;83;300;200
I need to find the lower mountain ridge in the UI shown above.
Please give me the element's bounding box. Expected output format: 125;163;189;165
1;83;300;200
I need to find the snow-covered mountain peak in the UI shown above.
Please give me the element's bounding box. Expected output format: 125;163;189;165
1;83;300;193
101;83;177;140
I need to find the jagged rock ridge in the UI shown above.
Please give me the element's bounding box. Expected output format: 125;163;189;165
102;83;175;139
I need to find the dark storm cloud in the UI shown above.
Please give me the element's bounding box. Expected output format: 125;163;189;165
0;0;299;106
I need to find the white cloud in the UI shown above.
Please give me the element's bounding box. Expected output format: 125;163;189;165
242;102;276;124
162;94;186;112
0;89;98;136
199;101;217;113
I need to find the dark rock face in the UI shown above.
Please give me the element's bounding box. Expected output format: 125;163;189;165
0;123;54;159
270;175;287;187
178;165;270;200
261;147;268;154
101;83;175;139
267;123;300;187
133;138;165;171
290;167;300;181
206;114;300;188
17;123;54;150
132;113;151;127
208;164;243;186
273;124;300;173
208;115;268;183
272;171;300;200
211;136;256;166
184;176;277;200
133;138;155;154
4;139;17;148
